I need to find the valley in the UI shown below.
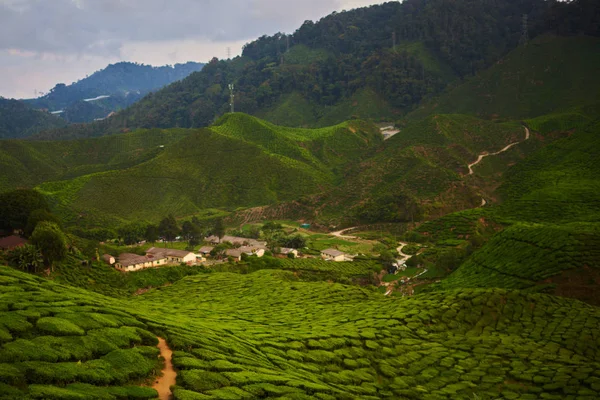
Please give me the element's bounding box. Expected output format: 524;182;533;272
0;0;599;399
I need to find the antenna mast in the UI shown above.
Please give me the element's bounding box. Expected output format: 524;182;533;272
228;84;235;113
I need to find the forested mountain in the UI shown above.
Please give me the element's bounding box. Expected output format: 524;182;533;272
22;61;204;125
0;98;66;139
34;0;574;140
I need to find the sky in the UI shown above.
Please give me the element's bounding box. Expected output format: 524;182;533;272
0;0;386;99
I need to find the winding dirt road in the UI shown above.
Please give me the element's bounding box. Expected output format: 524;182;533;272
396;242;411;263
329;227;358;239
153;337;176;400
468;126;530;175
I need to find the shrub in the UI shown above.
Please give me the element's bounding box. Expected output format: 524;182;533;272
36;318;85;336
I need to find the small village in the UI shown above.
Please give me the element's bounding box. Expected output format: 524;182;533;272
100;234;358;272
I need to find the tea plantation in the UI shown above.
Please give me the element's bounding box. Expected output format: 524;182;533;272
2;263;600;399
0;266;160;399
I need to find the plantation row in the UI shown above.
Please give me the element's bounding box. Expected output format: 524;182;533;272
130;270;600;399
433;222;600;292
278;258;382;277
0;267;159;399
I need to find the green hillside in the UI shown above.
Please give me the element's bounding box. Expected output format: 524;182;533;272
24;115;380;227
416;116;600;302
2;264;600;399
0;129;190;192
34;0;558;140
316;114;527;223
0;98;66;139
409;35;600;120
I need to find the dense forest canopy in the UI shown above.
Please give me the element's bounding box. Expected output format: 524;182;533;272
32;0;600;140
0;98;66;139
20;62;205;125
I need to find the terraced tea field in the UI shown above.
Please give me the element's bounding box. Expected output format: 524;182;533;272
4;262;599;399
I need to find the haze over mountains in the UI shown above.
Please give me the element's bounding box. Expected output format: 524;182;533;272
0;0;599;399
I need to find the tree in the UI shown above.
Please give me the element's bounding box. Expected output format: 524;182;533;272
379;249;396;270
117;222;145;245
0;189;49;232
30;222;67;271
159;215;180;242
25;209;61;237
6;244;43;273
280;234;306;249
213;218;225;240
144;224;159;243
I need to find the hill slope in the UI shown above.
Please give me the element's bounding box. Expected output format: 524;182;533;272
0;114;380;227
1;264;600;399
408;35;600;120
0;98;66;139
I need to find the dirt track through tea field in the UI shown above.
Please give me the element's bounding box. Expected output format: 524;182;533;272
468;126;530;175
153;337;176;400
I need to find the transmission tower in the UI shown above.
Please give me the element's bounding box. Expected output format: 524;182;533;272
228;84;235;113
226;47;231;59
520;14;529;45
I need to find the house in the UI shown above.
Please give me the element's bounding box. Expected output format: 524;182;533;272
206;235;267;247
321;248;346;262
280;248;298;258
146;247;196;264
0;235;28;250
239;246;266;258
198;246;214;255
115;253;167;272
225;249;243;262
101;254;115;265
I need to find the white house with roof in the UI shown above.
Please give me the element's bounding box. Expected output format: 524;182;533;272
115;247;197;271
115;253;168;272
279;248;298;258
146;247;196;264
321;248;346;262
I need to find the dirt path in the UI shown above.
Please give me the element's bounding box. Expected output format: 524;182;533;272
396;242;411;263
329;227;358;239
153;337;176;400
468;127;530;175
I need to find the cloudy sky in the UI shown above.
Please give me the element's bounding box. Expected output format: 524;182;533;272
0;0;385;99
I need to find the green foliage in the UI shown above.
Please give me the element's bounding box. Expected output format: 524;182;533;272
0;98;66;140
5;244;44;274
410;35;600;120
25;209;61;238
36;317;85;336
30;222;67;267
24;61;204;125
0;189;49;231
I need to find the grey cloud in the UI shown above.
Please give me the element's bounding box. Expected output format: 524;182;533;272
0;0;349;57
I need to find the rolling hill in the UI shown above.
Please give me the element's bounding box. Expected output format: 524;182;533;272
0;114;382;228
1;264;600;399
